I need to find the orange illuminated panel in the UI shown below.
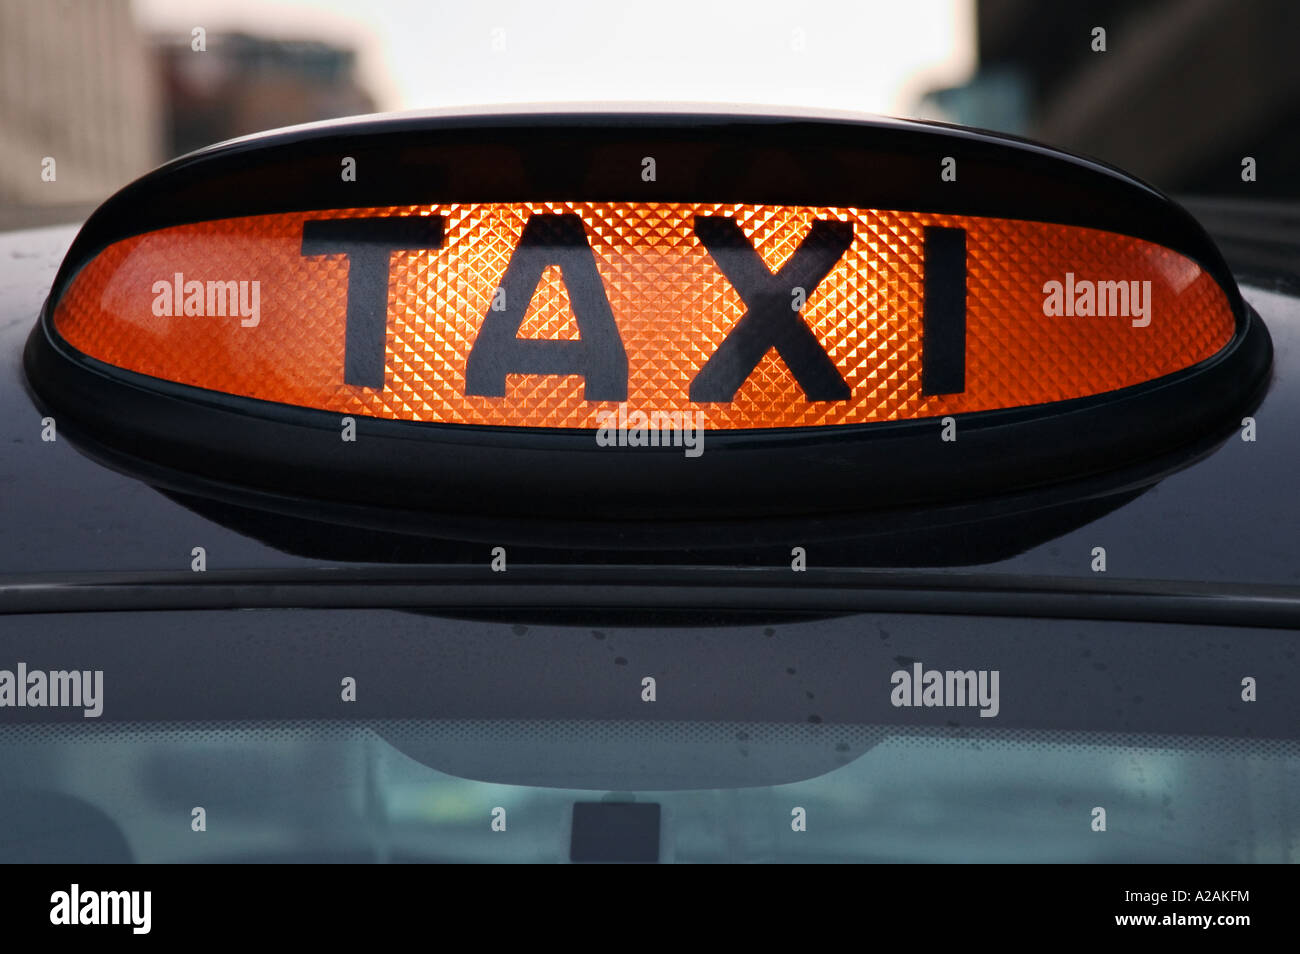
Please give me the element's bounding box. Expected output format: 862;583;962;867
51;202;1236;429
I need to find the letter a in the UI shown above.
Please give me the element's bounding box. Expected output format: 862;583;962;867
465;215;627;400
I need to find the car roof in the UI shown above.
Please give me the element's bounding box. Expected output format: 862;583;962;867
1;221;1296;588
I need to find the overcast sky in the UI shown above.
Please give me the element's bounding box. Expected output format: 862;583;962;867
133;0;975;118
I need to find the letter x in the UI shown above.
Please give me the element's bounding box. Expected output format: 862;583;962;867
689;216;853;402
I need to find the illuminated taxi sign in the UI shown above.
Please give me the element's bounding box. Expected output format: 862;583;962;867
50;202;1235;430
25;110;1271;525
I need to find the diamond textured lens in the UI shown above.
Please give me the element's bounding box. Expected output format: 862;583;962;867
51;202;1236;430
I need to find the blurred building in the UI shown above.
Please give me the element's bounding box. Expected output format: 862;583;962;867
0;3;377;227
0;0;162;218
919;0;1300;197
157;31;377;158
